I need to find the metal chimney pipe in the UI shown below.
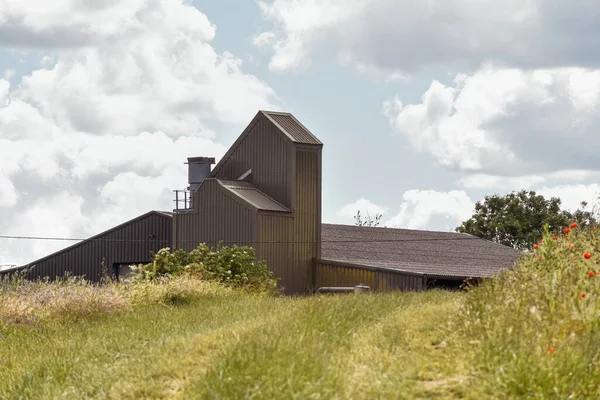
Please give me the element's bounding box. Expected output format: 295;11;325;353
186;157;215;192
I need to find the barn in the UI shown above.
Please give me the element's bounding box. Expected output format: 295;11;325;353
1;110;521;293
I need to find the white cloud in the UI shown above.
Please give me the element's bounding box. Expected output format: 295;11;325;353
537;184;600;213
385;190;475;231
0;0;279;265
256;0;600;74
385;65;600;176
337;197;388;222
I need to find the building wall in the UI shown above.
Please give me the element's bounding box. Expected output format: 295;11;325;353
291;146;322;293
172;179;256;251
1;212;172;282
256;213;295;292
315;260;425;291
211;115;294;209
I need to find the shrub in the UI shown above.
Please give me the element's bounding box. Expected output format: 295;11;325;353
458;223;600;397
132;243;278;294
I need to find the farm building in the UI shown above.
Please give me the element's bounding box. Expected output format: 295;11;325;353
1;211;172;282
1;110;521;293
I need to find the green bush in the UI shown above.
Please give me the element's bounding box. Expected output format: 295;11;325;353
458;223;600;397
132;243;278;294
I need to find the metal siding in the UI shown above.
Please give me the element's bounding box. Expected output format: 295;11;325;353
256;214;293;292
1;212;172;282
288;147;321;294
315;260;424;292
212;115;292;209
173;180;256;252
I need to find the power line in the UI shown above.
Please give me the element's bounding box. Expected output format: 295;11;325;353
0;234;488;244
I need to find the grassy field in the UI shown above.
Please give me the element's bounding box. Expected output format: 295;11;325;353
3;225;600;399
0;284;473;399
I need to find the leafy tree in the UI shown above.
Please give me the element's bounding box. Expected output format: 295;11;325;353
456;190;598;250
354;210;383;227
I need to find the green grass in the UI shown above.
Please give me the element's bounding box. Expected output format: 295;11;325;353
0;285;472;399
3;224;600;399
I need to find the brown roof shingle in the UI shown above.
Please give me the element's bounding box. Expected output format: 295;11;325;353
320;224;522;278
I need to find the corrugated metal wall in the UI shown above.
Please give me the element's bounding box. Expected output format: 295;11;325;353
212;115;293;209
315;260;425;291
256;214;294;292
1;212;172;282
290;147;322;294
172;180;255;251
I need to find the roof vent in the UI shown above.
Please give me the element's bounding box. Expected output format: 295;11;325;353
186;157;215;192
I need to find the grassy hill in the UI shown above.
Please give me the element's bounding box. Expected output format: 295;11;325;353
2;224;600;399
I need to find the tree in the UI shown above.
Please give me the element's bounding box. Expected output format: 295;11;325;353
455;190;598;250
354;210;382;227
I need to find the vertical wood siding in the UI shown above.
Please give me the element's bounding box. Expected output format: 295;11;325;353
1;212;172;282
315;261;425;292
173;180;255;251
212;116;293;209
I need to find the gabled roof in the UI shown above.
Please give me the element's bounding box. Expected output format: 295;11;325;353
320;224;522;279
2;211;172;273
261;111;323;145
211;110;322;177
218;180;291;213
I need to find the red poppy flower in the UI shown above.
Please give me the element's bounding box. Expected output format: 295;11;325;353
568;243;574;248
584;253;592;260
588;271;595;278
581;292;586;298
540;238;544;243
538;256;544;261
552;235;558;240
570;222;579;228
549;346;555;353
533;244;539;249
564;227;571;234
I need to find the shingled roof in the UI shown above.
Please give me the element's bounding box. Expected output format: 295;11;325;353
320;224;522;279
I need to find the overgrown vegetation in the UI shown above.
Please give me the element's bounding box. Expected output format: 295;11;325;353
455;222;600;397
132;243;278;294
3;227;600;398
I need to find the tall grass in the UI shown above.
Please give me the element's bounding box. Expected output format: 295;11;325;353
458;224;600;397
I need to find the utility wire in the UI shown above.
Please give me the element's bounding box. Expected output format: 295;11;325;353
0;234;491;244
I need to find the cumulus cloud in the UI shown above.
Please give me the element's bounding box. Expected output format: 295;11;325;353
384;190;475;231
0;0;279;265
337;197;388;222
385;65;600;177
256;0;600;74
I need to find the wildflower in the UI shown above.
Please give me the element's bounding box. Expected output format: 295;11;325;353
568;243;574;248
564;227;571;234
581;293;586;299
538;256;544;261
540;238;544;243
552;235;558;240
584;253;592;260
549;346;555;353
570;222;579;228
588;271;595;278
533;244;539;249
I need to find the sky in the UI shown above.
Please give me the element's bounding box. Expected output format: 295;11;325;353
1;0;600;266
